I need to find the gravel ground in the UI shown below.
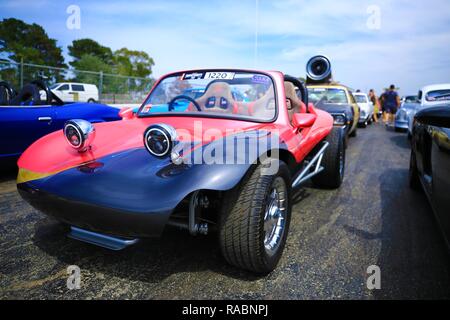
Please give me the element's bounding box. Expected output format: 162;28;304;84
1;123;450;299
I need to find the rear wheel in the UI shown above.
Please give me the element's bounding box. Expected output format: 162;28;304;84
219;160;292;274
409;150;421;190
312;127;345;189
88;98;96;103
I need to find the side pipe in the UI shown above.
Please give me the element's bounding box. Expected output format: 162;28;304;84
68;226;139;250
291;141;329;189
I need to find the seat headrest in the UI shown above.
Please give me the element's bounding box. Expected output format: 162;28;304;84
195;82;235;112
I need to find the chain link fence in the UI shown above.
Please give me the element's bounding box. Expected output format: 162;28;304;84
0;60;154;105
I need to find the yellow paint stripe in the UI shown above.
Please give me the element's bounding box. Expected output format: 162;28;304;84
17;161;92;184
17;168;56;184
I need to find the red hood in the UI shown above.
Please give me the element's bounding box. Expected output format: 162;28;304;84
18;116;278;174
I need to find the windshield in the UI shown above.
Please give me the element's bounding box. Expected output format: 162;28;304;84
404;96;418;103
138;71;276;121
308;87;349;104
49;83;60;89
426;89;450;102
355;95;368;103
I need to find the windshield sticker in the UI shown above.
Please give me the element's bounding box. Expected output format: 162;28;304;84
182;72;205;80
252;75;270;84
204;72;235;80
142;104;152;113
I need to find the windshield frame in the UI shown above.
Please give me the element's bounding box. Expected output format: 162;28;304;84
137;69;279;123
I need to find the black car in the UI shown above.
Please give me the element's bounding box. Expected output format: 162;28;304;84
409;104;450;249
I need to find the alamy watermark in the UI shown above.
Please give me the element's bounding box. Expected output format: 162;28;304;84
67;265;81;290
366;5;381;30
164;121;283;176
66;5;81;30
366;265;381;290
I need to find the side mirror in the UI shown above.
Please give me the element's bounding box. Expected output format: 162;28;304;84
119;107;135;120
292;113;317;129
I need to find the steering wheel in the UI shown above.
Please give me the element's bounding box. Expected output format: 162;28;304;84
168;95;201;112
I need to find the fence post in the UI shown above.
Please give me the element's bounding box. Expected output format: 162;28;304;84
99;71;103;102
20;57;24;88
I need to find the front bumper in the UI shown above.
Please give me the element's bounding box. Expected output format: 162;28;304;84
18;182;171;238
359;112;372;124
394;120;409;129
17;147;251;238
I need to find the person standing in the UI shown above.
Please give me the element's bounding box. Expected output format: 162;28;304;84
384;84;400;125
368;89;380;123
380;88;388;123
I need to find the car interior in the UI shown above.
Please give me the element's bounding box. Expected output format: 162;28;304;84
185;75;309;125
0;80;64;106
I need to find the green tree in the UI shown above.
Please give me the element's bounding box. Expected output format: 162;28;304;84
71;54;113;88
113;48;154;78
0;18;66;85
68;38;113;66
113;48;155;92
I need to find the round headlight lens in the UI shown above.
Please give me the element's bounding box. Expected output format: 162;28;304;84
144;124;177;157
333;114;346;126
64;119;95;152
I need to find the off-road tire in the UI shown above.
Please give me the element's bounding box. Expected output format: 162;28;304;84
312;127;345;189
219;160;292;274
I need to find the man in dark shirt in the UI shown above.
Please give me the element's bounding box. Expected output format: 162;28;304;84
383;84;400;125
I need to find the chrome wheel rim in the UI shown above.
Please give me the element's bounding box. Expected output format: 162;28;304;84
264;177;287;256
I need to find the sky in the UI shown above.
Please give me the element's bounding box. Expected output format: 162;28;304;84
1;0;450;95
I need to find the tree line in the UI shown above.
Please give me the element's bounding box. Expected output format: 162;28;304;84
0;18;154;93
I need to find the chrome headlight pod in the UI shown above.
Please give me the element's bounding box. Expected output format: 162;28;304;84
332;114;347;126
64;119;95;152
144;123;177;157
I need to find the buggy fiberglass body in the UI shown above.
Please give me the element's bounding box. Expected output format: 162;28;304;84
17;65;345;273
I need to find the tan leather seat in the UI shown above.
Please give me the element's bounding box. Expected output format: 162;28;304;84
284;81;306;123
193;82;236;113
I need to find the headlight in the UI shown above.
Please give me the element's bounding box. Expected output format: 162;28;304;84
333;114;346;126
397;109;407;121
64;119;95;152
144;124;177;157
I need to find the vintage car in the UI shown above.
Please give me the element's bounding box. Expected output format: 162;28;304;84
354;92;374;127
398;84;450;138
394;102;419;132
0;80;121;161
401;95;419;106
305;56;359;147
17;67;345;274
409;103;450;250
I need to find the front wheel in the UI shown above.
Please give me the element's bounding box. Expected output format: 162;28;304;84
219;160;292;274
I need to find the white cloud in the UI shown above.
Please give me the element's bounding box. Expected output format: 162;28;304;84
1;0;449;94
